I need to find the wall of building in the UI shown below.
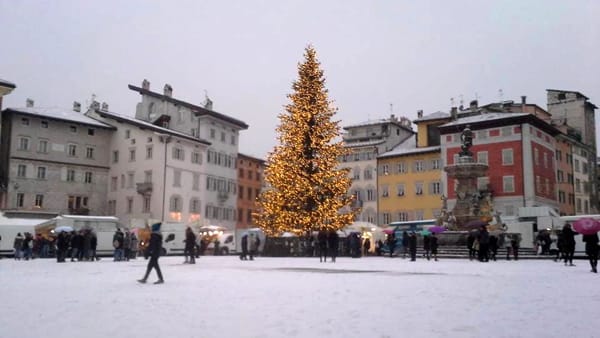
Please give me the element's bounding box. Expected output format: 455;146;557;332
236;155;264;229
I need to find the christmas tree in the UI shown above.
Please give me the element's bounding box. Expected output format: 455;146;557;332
254;45;358;236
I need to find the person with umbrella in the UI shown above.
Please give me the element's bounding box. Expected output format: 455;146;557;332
582;232;599;273
423;233;431;260
562;224;577;266
430;232;439;261
138;222;164;284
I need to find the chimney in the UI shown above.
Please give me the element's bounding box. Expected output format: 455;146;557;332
469;100;478;110
521;96;527;105
390;114;396;121
451;107;458;120
91;101;100;110
417;110;423;118
142;79;150;90
101;102;109;111
164;84;173;98
73;101;81;112
26;98;34;107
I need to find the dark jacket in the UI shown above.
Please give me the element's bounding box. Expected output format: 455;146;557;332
562;227;576;249
328;231;340;250
583;233;599;256
423;235;431;250
430;236;438;251
147;232;163;258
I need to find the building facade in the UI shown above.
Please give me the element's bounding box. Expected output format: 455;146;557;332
339;115;413;224
0;105;114;214
129;80;248;230
236;153;265;230
440;112;560;218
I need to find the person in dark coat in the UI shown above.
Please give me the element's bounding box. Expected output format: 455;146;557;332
240;234;248;260
423;234;431;260
184;227;196;264
56;231;69;263
90;232;98;261
582;233;599;273
386;233;396;258
328;230;339;263
401;231;409;258
362;237;371;257
13;233;24;260
408;232;417;261
510;234;520;260
318;230;328;262
467;233;476;260
430;232;439;261
138;222;164;284
562;224;576;266
478;226;490;262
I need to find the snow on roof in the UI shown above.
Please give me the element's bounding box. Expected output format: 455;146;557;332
440;112;529;127
7;107;112;128
95;109;211;145
413;111;450;122
343;139;386;148
59;215;120;221
0;213;47;227
0;78;16;89
378;135;440;158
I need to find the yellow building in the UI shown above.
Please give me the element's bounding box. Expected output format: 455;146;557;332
376;111;450;225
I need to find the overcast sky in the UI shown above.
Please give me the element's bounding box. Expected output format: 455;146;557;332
2;1;599;158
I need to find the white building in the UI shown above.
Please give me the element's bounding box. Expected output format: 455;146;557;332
128;80;248;230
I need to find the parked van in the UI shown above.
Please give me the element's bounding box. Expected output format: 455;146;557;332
136;222;187;256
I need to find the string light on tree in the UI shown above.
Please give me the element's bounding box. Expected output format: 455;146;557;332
253;45;359;236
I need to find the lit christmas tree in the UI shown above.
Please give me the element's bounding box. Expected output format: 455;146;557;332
254;45;358;236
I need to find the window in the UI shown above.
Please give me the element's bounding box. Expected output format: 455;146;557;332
231;135;236;145
556;150;562;162
583;162;589;174
18;137;30;151
576;179;581;193
108;200;117;215
170;195;182;212
477;130;487;139
67;144;77;157
397;162;407;173
88;129;95;136
112;151;119;163
143;196;151;213
121;174;125;189
146;146;153;159
84;172;92;184
503;176;515;193
501;127;511;136
125;130;131;139
247;187;252;200
430;181;442;195
415;210;424;220
557;170;564;183
415;182;424;195
210;129;216;139
190;198;201;213
353;169;360;180
34;194;43;208
576;198;582;213
111;177;117;191
248;171;253;180
69;126;77;133
86;147;94;159
574;159;580;173
431;159;441;170
381;185;389;197
16;193;24;208
173;147;184;160
126;197;133;214
17;164;27;177
127;172;134;188
192;152;202;164
396;184;405;196
173;170;181;187
364;168;373;180
382;213;391;225
41;121;48;128
37;167;46;179
66;169;75;182
543;152;548;169
129;149;136;162
414;160;424;172
21;118;29;126
38;140;48;153
502;149;513;165
381;164;389;175
367;189;375;201
534;148;539;166
144;170;152;183
67;195;88;210
477;151;488;165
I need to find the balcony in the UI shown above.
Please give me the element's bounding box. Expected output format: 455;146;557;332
136;182;153;195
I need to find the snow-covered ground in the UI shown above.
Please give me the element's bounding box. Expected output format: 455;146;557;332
1;255;598;338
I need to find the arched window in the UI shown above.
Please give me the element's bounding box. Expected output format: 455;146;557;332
189;198;201;213
169;195;182;212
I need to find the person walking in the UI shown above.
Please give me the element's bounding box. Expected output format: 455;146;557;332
318;230;328;262
423;234;431;260
408;232;417;261
328;230;339;263
386;233;396;258
401;231;409;258
240;233;248;260
13;233;24;260
467;233;476;261
362;237;371;257
184;227;196;264
582;232;599;273
430;232;439;261
510;235;520;261
130;233;138;260
562;224;576;266
478;226;490;262
489;235;498;261
249;233;259;260
138;222;164;284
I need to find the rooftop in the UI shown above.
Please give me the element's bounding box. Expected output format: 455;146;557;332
378;135;440;158
93;109;211;145
440;112;530;127
413;111;451;123
128;84;249;130
0;78;16;89
343;139;386;148
4;107;114;128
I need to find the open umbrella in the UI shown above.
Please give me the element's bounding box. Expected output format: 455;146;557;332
465;220;488;228
383;229;395;235
572;218;600;235
420;229;432;236
54;225;74;233
428;226;446;234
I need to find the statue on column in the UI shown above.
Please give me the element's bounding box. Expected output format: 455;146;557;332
459;125;474;157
